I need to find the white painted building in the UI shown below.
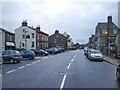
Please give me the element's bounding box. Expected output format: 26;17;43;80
15;21;49;50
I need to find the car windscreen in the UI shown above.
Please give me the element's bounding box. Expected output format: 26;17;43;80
40;49;44;52
91;50;101;54
12;51;20;54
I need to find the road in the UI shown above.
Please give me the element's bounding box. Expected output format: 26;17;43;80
2;50;120;88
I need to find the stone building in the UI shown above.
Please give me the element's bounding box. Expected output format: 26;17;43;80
48;30;68;49
15;20;49;50
95;16;119;57
63;32;73;49
115;29;120;58
88;34;97;49
0;28;15;50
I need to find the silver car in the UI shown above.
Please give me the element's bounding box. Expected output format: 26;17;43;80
88;49;103;61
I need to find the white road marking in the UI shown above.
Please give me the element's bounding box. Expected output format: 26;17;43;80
6;70;16;74
67;63;71;70
71;59;74;62
0;75;2;77
33;62;36;64
18;66;25;69
71;54;77;62
26;63;31;66
60;74;67;90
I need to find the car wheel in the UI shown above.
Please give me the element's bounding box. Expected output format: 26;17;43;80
116;69;120;80
9;59;15;64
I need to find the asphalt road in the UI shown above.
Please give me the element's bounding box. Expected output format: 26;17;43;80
2;50;120;88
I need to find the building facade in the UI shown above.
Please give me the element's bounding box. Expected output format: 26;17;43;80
63;32;73;49
95;16;119;58
48;30;68;49
115;29;120;58
15;21;49;50
0;28;15;50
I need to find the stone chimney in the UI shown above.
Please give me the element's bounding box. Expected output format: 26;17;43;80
22;20;28;26
36;25;41;31
107;16;112;23
55;30;59;34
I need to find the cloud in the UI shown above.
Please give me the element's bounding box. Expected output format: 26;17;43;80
1;1;118;44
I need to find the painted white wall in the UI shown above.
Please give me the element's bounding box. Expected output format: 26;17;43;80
63;32;72;48
15;26;36;50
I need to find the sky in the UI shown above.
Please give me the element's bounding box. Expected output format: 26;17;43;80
0;0;119;44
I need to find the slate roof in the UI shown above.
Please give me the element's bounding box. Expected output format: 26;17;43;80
0;28;15;35
27;26;49;36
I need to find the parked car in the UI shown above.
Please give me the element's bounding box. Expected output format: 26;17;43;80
84;47;89;56
32;49;48;56
61;48;65;52
20;50;36;60
88;49;103;61
0;50;3;66
2;50;22;64
45;48;58;54
85;48;94;58
116;65;120;80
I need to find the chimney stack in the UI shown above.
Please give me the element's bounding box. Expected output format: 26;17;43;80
36;25;41;31
22;20;28;26
107;16;112;23
55;30;59;34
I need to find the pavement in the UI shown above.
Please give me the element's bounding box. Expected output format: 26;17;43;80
103;56;120;66
2;50;120;88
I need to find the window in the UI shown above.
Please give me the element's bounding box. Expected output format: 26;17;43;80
32;42;34;47
22;43;24;47
26;35;30;39
42;36;44;40
22;34;25;38
37;35;39;39
54;39;56;43
32;33;34;38
19;42;21;48
10;35;13;41
103;29;108;35
37;42;39;46
113;29;117;34
23;29;25;32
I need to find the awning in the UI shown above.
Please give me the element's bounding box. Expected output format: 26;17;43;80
6;42;15;46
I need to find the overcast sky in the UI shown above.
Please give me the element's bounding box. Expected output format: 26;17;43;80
0;0;119;44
